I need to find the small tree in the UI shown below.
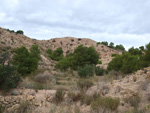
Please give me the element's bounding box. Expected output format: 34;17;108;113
107;52;140;74
49;48;64;61
109;42;114;48
115;44;125;51
55;45;99;70
128;47;142;56
12;46;40;76
16;30;24;34
30;45;41;61
101;41;108;46
140;43;150;67
139;46;144;51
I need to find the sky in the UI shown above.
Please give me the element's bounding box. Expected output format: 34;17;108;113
0;0;150;49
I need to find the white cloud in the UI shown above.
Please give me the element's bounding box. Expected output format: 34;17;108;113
0;0;150;49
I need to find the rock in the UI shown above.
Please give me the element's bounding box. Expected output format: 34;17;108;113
12;104;20;110
26;95;35;101
11;90;19;96
0;97;4;102
86;86;98;96
5;97;10;102
3;101;8;105
102;85;110;95
34;100;41;106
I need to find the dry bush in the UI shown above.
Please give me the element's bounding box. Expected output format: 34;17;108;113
49;104;81;113
16;101;34;113
77;79;93;91
140;80;150;91
34;73;53;83
68;92;83;102
108;70;124;80
124;93;141;108
53;89;65;104
91;95;120;112
101;85;110;95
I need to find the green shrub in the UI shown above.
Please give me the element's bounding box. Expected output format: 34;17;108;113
55;57;71;71
107;52;140;74
128;47;142;56
95;66;105;76
33;82;45;92
47;48;52;55
48;47;64;61
100;41;108;46
140;43;150;67
77;79;93;91
98;60;102;64
71;45;99;69
111;53;118;57
30;44;41;61
115;44;125;51
55;45;99;70
0;52;21;91
12;45;40;76
91;96;120;111
54;89;65;104
77;65;95;78
16;30;24;34
109;42;114;48
0;65;21;91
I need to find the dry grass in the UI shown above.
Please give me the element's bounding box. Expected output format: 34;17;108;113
49;104;81;113
16;101;34;113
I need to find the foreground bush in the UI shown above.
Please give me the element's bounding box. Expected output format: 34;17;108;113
0;65;21;91
91;96;120;112
0;52;21;91
53;89;65;104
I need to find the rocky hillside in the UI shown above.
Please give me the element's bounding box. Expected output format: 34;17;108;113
0;27;122;69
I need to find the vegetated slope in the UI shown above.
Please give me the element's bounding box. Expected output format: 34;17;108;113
87;67;150;112
0;27;122;69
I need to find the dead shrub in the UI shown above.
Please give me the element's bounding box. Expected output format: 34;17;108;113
16;101;34;113
77;79;93;91
108;70;124;80
140;80;149;91
91;96;120;112
34;74;52;83
53;89;65;104
68;92;83;102
124;93;141;108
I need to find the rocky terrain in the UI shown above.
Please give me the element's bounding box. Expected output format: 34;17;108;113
1;67;150;113
1;27;150;113
0;27;122;69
